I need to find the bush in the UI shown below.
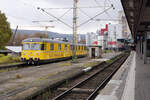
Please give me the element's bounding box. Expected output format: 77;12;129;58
16;74;22;79
0;55;21;65
0;54;4;57
12;57;21;62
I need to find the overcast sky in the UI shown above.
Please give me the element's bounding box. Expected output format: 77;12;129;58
0;0;123;34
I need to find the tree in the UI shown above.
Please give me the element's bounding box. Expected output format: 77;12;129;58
14;32;22;46
0;10;12;49
22;33;30;40
31;32;41;38
31;32;49;38
13;33;30;46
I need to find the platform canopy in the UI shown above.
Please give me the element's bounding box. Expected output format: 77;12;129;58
5;46;22;53
121;0;150;42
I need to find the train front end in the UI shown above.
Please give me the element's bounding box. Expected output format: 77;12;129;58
21;38;44;64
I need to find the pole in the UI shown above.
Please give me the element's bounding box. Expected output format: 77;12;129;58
45;26;48;38
11;25;18;46
144;32;147;64
114;26;117;51
72;0;78;62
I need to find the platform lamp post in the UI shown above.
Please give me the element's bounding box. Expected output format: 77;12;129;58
72;0;78;62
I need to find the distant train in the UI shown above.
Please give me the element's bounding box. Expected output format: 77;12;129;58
21;38;87;64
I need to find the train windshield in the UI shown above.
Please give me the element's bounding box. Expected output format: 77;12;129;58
31;43;40;50
23;44;31;50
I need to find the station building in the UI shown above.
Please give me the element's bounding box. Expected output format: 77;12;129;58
121;0;150;64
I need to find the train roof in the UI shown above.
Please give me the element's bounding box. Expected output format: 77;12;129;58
22;38;69;44
22;38;86;46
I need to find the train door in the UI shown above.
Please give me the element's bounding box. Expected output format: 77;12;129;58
92;48;95;58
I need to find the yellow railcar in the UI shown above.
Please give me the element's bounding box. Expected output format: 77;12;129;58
21;38;87;64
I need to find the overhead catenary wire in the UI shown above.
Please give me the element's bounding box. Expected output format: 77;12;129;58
78;5;113;28
58;8;72;19
33;8;72;23
94;0;114;20
37;3;113;29
37;7;73;29
43;5;111;10
15;0;117;34
17;0;57;25
78;8;92;19
104;0;114;19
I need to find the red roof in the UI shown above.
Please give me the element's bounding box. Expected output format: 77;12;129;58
93;41;98;45
100;24;108;35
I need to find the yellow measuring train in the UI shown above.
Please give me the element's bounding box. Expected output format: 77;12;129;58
21;38;87;64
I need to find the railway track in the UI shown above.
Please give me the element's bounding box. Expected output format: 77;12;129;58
51;53;128;100
0;56;87;71
0;63;27;70
28;52;129;100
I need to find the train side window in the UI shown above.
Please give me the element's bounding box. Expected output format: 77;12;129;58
74;45;76;50
50;43;54;50
65;44;67;50
41;44;45;50
70;45;73;50
58;44;61;50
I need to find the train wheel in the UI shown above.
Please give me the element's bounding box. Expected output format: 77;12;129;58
34;61;39;66
27;61;30;65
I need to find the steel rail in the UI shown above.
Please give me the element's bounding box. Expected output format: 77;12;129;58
52;54;127;100
86;54;128;100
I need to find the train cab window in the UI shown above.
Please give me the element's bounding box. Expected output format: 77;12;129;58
58;44;61;50
41;44;45;50
32;43;40;50
50;43;54;50
23;44;31;50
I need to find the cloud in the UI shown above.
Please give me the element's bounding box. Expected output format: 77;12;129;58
0;0;122;34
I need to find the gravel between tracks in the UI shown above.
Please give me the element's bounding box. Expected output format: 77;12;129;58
0;52;120;100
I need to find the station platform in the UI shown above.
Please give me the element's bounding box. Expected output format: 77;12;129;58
95;51;150;100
